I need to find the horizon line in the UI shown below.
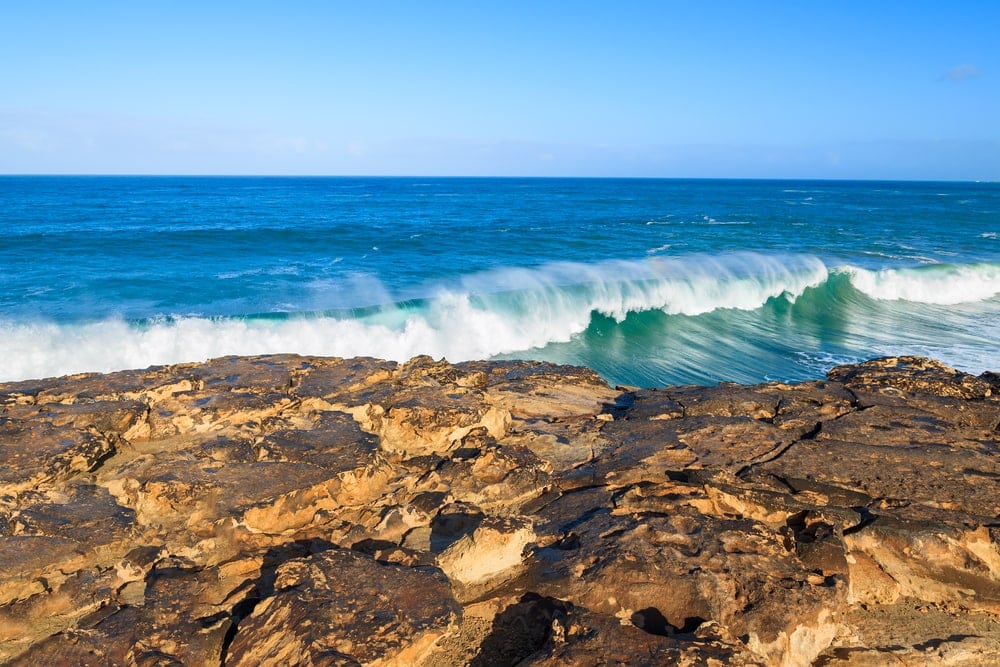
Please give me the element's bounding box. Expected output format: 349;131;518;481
1;173;996;184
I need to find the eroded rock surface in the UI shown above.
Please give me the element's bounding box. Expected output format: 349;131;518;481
1;354;998;665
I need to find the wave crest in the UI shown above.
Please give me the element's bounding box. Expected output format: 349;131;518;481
842;262;1000;305
1;252;829;381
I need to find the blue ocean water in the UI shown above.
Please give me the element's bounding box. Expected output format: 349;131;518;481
2;176;998;387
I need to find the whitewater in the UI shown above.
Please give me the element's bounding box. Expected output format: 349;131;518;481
2;177;998;387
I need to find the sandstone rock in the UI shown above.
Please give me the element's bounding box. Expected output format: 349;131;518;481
225;548;460;666
828;355;995;400
0;354;998;665
531;482;845;666
437;516;536;601
0;413;119;495
814;595;1000;666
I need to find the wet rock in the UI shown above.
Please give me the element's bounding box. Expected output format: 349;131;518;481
0;354;998;665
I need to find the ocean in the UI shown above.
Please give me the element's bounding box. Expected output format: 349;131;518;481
2;176;998;387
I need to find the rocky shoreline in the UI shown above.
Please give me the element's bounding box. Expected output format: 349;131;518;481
1;354;998;665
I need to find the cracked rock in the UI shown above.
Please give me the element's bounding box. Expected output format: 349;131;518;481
0;354;997;665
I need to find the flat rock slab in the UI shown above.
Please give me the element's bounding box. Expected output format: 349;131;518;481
0;354;998;665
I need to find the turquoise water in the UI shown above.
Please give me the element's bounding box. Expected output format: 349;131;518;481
2;176;998;386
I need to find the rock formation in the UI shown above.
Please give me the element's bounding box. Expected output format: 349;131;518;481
1;354;998;665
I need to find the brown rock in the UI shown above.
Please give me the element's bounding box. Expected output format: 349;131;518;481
828;355;995;400
225;548;460;666
0;354;998;665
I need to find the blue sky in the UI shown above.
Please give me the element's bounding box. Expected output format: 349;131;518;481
2;2;998;179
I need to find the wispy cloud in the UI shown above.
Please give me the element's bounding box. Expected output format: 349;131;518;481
943;63;981;82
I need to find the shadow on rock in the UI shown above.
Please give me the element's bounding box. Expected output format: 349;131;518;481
470;593;570;666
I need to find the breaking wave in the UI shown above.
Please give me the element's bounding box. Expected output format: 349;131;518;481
2;253;999;384
841;262;1000;304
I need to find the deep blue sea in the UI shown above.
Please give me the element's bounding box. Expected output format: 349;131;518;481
2;176;999;387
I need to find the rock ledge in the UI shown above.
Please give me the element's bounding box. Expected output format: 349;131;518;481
1;354;998;665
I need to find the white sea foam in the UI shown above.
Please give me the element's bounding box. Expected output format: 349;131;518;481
843;263;1000;304
0;253;830;382
457;252;828;321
